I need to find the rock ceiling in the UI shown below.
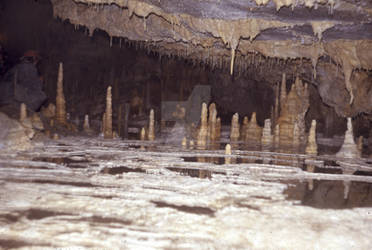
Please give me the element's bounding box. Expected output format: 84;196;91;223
51;0;372;114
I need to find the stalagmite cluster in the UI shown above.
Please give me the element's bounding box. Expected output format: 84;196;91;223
56;62;67;125
104;86;113;139
148;109;155;141
276;77;309;150
230;113;240;143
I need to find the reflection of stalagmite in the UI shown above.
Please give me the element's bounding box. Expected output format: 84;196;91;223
336;118;360;199
305;120;318;190
20;103;27;122
83;114;90;132
245;112;262;146
56;62;67;124
104;86;113;139
225;144;231;164
197;103;208;148
148;109;155;141
230;113;240;142
261;119;273;150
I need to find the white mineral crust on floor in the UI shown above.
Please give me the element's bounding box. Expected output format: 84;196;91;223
0;137;371;249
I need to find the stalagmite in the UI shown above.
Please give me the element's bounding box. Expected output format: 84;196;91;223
280;73;287;112
20;103;27;122
53;133;59;140
245;112;262;147
208;103;217;141
83;114;90;132
241;116;249;141
197;103;208;148
230;113;240;142
104;86;113;139
189;140;195;149
336;118;360;199
216;117;221;141
56;62;67;125
274;82;279;125
305;120;318;191
336;118;360;159
148;109;155;141
102;113;106;134
225;144;232;164
140;127;146;141
274;124;280;149
261;119;273;150
182;137;187;149
293;122;300;150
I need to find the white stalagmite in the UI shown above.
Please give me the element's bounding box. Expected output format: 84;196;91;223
148;109;155;141
336;117;360;199
261;119;273;150
230;113;240;142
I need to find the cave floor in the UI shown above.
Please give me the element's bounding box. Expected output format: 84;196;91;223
1;136;372;249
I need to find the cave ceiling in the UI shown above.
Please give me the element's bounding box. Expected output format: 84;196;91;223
50;0;372;116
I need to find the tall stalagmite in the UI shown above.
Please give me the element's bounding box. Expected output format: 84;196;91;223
56;62;67;124
230;113;240;142
148;109;155;141
104;86;113;139
197;103;208;148
83;114;90;132
241;116;249;141
225;144;232;164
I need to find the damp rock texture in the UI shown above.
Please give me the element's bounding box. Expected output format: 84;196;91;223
1;137;372;248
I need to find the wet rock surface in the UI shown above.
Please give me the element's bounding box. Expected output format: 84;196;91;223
1;136;372;248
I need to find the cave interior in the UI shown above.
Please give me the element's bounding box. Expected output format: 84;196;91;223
1;0;372;248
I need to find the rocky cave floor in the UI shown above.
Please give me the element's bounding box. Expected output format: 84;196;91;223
1;129;372;249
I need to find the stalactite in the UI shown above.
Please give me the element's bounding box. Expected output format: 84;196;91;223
148;109;155;141
104;86;113;139
230;113;240;142
56;62;67;125
20;103;27;122
261;119;273;150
